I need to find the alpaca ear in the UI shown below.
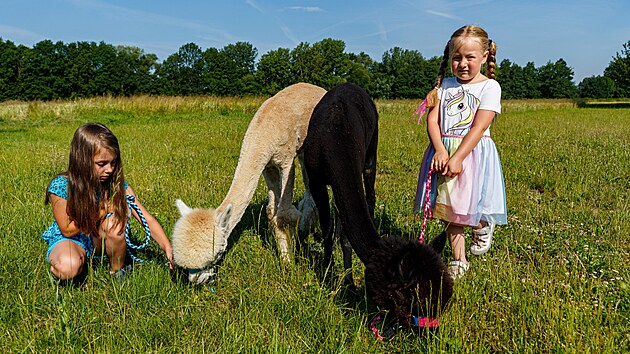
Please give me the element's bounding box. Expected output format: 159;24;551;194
428;231;448;255
175;199;193;216
397;250;416;281
217;204;233;231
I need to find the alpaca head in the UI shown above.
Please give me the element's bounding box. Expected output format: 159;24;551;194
171;199;233;283
364;233;453;324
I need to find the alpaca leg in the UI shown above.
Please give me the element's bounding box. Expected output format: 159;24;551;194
263;167;286;260
263;167;279;219
325;194;340;272
297;154;317;236
308;175;332;274
363;132;378;220
274;162;301;262
264;164;299;262
334;214;354;286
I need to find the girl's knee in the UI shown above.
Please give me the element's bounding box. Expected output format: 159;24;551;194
100;216;126;243
50;253;85;280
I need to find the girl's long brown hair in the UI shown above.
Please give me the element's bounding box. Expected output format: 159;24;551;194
46;123;127;236
424;25;497;110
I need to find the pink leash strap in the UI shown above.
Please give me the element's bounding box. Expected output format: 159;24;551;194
418;167;433;244
370;313;440;341
369;314;386;341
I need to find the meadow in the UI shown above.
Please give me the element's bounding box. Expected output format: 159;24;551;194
0;95;628;353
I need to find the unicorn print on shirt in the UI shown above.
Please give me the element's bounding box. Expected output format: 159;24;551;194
444;87;480;136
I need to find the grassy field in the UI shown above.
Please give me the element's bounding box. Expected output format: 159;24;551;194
0;96;628;353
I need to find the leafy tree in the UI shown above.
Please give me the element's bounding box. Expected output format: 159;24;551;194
17;40;70;100
578;75;616;98
604;41;630;97
289;42;315;84
537;59;576;98
203;47;238;96
158;42;205;95
89;42;125;96
0;38;22;100
115;45;159;96
66;41;97;97
290;39;348;90
522;62;541;98
223;42;257;76
496;59;541;99
369;72;393;99
345;52;374;93
377;47;436;99
256;48;293;95
310;38;349;89
221;42;259;95
497;59;523;99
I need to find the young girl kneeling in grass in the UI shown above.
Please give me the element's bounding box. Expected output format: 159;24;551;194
42;122;174;281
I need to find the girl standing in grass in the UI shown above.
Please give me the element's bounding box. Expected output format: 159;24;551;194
415;25;507;279
42;122;174;281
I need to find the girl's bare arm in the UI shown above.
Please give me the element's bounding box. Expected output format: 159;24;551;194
125;186;174;267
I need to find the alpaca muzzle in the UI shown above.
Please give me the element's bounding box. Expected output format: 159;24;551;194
187;266;217;285
186;249;225;285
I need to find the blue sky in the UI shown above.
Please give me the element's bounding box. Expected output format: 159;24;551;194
1;0;628;83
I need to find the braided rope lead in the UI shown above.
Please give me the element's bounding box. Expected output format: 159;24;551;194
419;167;434;244
369;314;386;341
124;194;152;263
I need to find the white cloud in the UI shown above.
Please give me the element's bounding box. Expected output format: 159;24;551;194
425;10;462;20
287;6;322;12
0;25;43;43
246;0;265;14
279;24;299;45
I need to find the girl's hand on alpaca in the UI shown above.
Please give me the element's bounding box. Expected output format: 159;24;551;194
443;156;463;178
432;150;450;172
165;247;175;269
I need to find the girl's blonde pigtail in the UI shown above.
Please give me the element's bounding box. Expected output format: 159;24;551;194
486;39;497;80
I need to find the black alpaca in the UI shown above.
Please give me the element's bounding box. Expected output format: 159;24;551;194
302;82;453;325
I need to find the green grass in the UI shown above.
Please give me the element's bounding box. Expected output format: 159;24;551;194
0;96;628;352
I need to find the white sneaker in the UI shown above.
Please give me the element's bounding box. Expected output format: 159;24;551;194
448;260;469;280
470;216;495;255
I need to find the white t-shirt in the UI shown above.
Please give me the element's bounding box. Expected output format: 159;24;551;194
438;77;501;137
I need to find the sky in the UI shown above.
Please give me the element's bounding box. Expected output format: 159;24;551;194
0;0;628;83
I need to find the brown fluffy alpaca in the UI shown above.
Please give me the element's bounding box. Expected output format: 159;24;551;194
302;82;453;325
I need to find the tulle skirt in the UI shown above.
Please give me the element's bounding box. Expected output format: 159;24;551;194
414;136;507;227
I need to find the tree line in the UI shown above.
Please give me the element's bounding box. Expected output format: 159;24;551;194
0;37;628;102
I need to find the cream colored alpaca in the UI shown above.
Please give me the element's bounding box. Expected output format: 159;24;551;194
172;83;326;281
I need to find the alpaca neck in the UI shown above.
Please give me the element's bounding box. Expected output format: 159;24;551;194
339;213;380;263
216;154;266;235
331;182;381;263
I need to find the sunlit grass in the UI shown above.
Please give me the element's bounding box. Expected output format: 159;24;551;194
0;96;628;352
